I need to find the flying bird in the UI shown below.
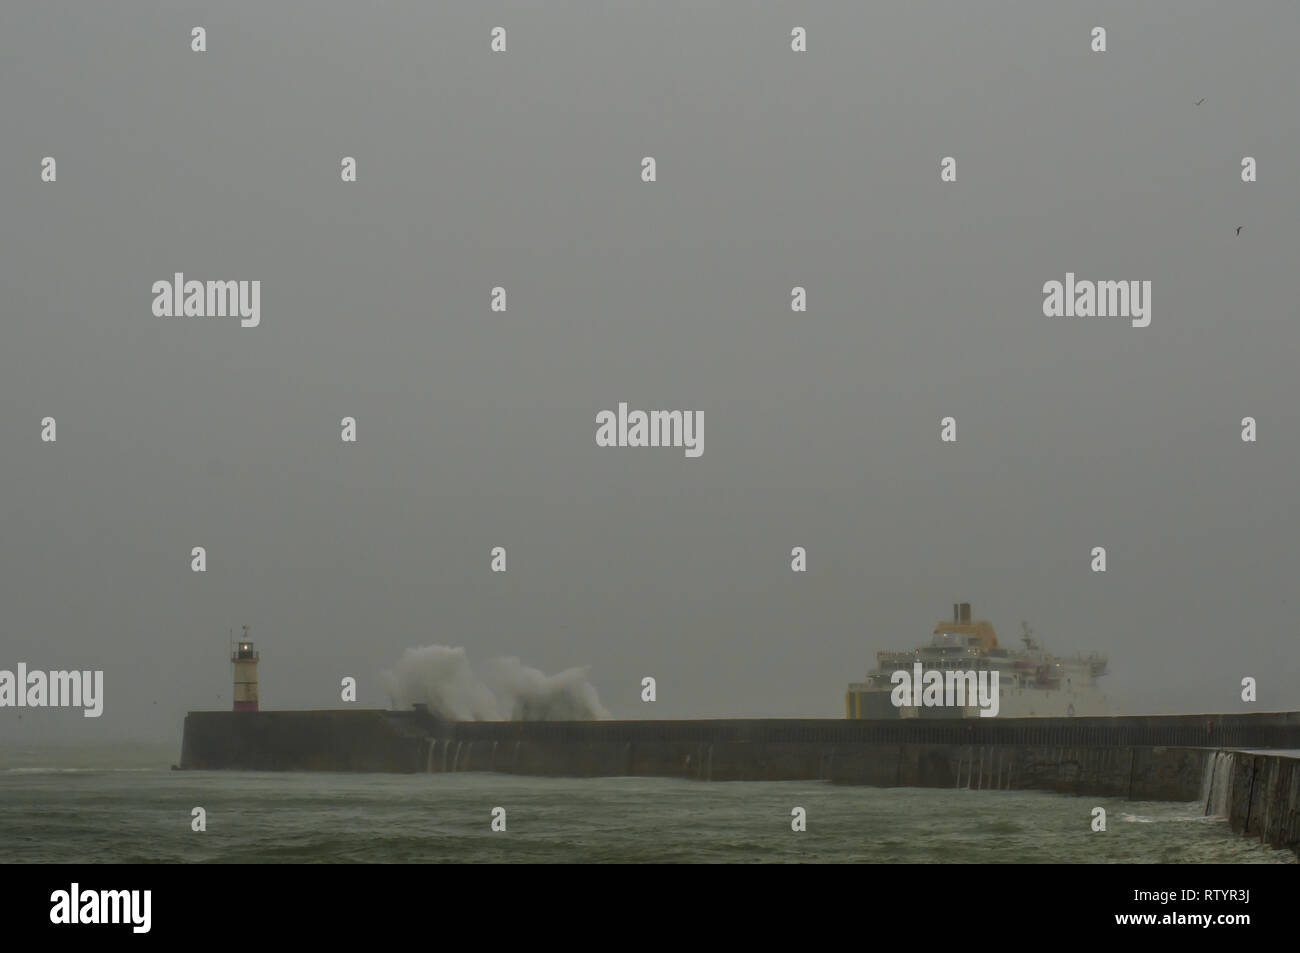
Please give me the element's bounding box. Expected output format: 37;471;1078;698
1195;98;1206;106
1236;226;1243;236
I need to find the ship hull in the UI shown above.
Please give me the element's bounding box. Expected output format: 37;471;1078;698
847;686;1109;719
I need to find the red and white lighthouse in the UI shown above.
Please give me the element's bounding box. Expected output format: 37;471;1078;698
231;625;259;712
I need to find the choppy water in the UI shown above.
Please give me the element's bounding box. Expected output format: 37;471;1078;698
0;744;1291;863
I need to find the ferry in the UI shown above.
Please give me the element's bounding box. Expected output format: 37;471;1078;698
846;602;1109;719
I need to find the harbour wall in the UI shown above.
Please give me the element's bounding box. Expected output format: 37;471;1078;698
1210;750;1300;852
180;709;1300;775
178;709;1300;851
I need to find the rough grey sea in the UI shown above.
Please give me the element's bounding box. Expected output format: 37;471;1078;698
1;743;1291;863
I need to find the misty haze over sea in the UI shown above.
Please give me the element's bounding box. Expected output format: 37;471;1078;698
2;2;1298;751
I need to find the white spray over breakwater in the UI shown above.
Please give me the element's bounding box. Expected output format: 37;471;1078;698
380;646;609;721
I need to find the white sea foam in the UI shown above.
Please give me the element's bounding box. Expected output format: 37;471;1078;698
1;767;156;775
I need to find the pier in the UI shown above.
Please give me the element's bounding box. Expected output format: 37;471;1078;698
180;709;1300;853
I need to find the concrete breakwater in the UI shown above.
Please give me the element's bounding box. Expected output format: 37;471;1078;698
179;709;1300;852
180;709;1300;774
1205;750;1300;853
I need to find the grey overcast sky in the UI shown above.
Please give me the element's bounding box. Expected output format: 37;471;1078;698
2;1;1298;747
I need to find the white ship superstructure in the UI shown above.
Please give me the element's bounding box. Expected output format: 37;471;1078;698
846;602;1109;718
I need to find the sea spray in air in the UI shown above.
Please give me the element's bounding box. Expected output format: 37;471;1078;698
380;646;608;720
380;646;497;719
481;656;610;720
